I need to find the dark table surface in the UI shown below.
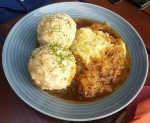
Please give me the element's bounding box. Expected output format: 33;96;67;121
0;0;150;123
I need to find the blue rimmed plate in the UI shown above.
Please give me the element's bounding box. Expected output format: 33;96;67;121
2;2;148;121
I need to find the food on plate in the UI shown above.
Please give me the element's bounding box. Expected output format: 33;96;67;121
71;26;128;97
37;13;76;48
28;44;76;90
28;15;131;102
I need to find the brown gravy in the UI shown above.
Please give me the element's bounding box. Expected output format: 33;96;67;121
45;19;131;103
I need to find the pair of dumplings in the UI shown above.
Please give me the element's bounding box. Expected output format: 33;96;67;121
28;14;77;90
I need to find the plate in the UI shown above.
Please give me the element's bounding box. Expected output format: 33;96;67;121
2;2;148;121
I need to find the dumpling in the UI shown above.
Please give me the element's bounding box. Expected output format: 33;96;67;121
28;44;76;90
37;13;76;48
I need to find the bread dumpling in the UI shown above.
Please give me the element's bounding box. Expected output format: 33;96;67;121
28;44;76;90
37;13;76;48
